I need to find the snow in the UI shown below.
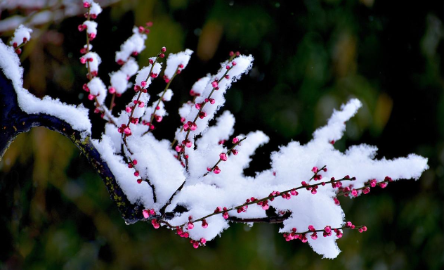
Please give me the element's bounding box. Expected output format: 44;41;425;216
87;77;107;104
0;39;91;133
81;52;101;73
178;102;193;119
83;20;98;35
121;57;139;77
195;111;235;150
90;2;103;16
175;54;254;144
10;25;32;47
110;71;128;94
93;135;155;206
164;49;193;79
312;98;362;143
115;27;147;63
135;61;162;88
163;89;173;102
190;76;210;96
127;134;186;207
83;44;93;51
131;92;150;118
0;0;119;33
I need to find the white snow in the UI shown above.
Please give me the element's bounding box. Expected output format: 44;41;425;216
162;89;173;102
135;61;162;88
131;92;150;118
0;39;91;133
0;0;118;33
121;57;139;78
110;71;128;94
115;27;147;63
178;102;193;120
90;2;102;16
83;20;98;35
190;76;210;96
10;24;32;47
175;54;254;144
87;77;107;104
93;135;155;207
164;49;193;79
81;52;101;73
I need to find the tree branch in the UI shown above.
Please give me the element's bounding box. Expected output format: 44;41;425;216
227;215;289;224
0;70;144;224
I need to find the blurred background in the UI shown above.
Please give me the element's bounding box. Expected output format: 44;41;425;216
0;0;443;269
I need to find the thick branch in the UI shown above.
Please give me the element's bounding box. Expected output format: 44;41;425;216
0;71;144;224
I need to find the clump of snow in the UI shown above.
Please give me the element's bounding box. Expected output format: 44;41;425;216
312;98;362;143
195;111;235;150
141;89;173;124
0;39;91;133
135;66;150;87
81;52;101;73
131;92;150;119
228;55;254;82
178;102;193;120
164;49;193;79
190;76;210;96
87;77;107;104
127;133;186;207
82;44;93;51
115;27;147;64
110;71;128;94
10;24;32;47
135;61;162;88
175;54;254;144
83;20;97;35
90;2;102;16
121;57;139;78
279;191;344;258
93;135;156;206
163;89;173;102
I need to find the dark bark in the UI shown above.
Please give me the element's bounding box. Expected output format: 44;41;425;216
0;70;144;224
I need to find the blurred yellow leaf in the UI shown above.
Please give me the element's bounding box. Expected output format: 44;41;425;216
197;20;223;62
374;93;393;133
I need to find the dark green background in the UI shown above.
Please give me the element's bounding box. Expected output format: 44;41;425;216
1;0;443;269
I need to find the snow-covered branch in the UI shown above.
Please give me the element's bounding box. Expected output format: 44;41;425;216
0;0;429;259
0;0;119;33
0;34;143;224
